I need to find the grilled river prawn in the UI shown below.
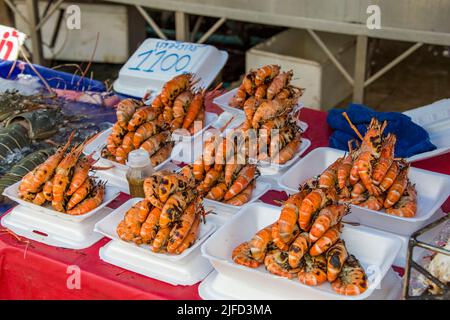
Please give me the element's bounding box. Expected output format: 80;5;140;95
327;115;418;217
103;74;213;166
228;65;304;164
118;171;207;255
17;133;107;214
232;194;369;295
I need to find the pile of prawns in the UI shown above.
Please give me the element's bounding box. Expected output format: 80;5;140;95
18;133;107;215
105;73;215;165
230;64;304;164
233;188;368;296
332;114;417;217
117;166;205;255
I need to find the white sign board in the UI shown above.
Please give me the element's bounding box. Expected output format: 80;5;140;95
113;38;228;98
0;25;27;61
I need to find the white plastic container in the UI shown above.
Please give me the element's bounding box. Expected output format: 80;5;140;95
212;88;246;116
1;205;112;249
82;127;170;172
99;239;211;286
94;197;224;285
279;147;450;236
403;99;450;162
83;112;218;170
2;181;120;223
170;112;218;142
254;138;311;176
199;269;402;300
114;39;228;98
246;29;356;110
203;181;271;215
213;88;309;133
170;111;240;164
95;198;216;261
201;202;402;300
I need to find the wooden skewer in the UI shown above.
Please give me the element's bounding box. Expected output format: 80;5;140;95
342;112;364;141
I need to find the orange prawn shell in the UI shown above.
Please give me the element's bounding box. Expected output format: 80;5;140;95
223;165;256;201
331;255;368;296
232;242;261;268
309;204;347;242
298;253;328;286
309;224;342;256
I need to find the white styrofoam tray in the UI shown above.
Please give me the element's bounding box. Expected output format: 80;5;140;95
170;111;242;164
83;112;218;171
96;200;228;286
82;127;170;172
94;197;217;262
253;138;311;176
1;205;112;249
2;180;120;223
279;147;450;236
113;38;228;98
99;239;210;286
213;87;309;133
201;202;402;300
171;112;218;142
203;181;271;214
403;99;450;162
199;268;402;300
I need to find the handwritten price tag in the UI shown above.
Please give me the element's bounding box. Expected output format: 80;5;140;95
114;38;228;98
128;41;204;74
0;25;27;61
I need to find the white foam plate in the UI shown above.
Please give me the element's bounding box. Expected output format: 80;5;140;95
403;99;450;162
171;112;218;142
213;87;309;133
253;138;311;176
203;181;271;214
82;127;171;172
94;197;217;262
2;180;120;223
99;239;211;286
199;268;402;300
1;205;112;249
84;112;218;170
201;202;402;300
278;147;450;236
170;111;246;164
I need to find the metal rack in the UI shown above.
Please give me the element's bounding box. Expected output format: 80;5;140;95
403;214;450;300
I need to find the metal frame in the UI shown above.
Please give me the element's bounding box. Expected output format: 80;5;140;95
8;0;450;104
403;214;450;300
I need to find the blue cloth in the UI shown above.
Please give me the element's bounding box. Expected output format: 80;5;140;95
327;104;436;158
0;59;105;92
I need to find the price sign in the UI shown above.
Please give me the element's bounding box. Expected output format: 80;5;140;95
0;25;27;61
127;40;203;74
114;38;228;98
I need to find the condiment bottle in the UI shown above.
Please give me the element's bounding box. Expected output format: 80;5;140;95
126;149;155;198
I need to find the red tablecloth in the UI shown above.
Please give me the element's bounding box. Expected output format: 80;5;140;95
0;107;448;300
